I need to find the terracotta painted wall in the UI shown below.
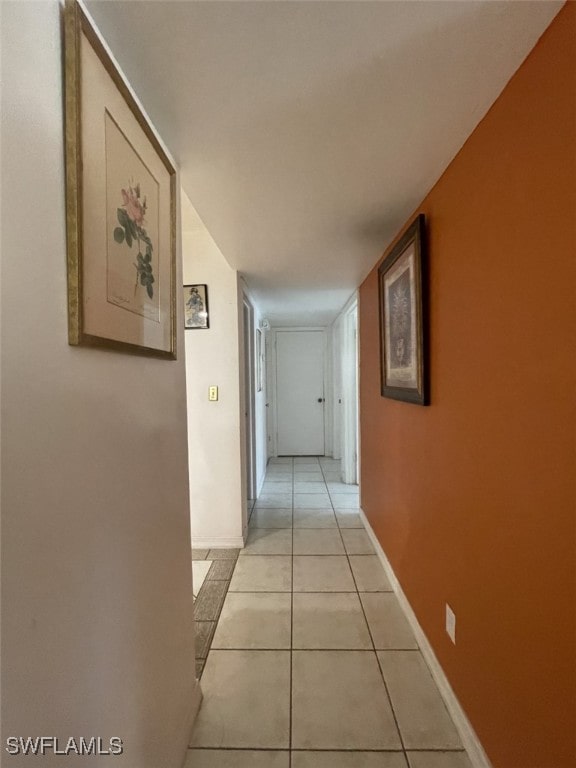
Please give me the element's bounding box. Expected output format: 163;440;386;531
359;6;575;768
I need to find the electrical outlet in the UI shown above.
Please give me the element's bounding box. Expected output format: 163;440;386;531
446;604;456;644
209;386;218;401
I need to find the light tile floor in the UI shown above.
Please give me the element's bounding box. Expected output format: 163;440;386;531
192;561;213;600
187;457;472;768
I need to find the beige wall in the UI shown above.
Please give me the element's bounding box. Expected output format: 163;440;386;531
1;3;199;766
182;194;246;547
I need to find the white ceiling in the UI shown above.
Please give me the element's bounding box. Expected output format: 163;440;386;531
86;0;561;326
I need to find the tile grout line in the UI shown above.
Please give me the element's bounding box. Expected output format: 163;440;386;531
323;458;409;762
240;553;377;556
201;647;422;653
191;746;466;753
345;542;409;760
321;459;347;558
194;550;241;678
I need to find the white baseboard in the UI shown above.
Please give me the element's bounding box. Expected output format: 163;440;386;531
192;536;245;549
359;508;493;768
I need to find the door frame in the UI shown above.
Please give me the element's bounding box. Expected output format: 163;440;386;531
341;298;359;484
242;296;257;500
268;327;330;458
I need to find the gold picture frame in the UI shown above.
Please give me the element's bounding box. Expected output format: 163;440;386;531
378;214;429;405
64;0;177;358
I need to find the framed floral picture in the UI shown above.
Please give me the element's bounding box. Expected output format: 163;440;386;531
64;0;176;358
378;214;429;405
184;285;209;329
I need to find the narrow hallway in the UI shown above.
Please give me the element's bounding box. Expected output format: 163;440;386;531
187;458;471;768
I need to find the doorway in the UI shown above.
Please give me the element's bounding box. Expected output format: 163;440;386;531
275;329;326;456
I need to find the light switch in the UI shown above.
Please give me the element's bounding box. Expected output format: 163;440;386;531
209;386;218;401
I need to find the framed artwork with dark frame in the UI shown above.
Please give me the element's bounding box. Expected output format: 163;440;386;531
378;214;429;405
64;0;177;358
184;284;209;329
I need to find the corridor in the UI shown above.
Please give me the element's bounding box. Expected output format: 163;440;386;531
186;457;471;768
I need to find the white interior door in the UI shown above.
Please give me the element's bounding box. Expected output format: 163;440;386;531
276;330;325;456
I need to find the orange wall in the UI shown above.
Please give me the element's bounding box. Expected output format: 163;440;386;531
359;6;575;768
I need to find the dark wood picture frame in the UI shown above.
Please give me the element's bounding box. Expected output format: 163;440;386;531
184;284;209;329
378;214;429;405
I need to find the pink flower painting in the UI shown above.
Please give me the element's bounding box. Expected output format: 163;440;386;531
113;182;155;299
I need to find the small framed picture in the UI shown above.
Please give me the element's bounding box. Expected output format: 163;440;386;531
184;284;209;329
378;214;428;405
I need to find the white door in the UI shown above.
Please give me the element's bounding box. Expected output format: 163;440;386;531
276;330;325;456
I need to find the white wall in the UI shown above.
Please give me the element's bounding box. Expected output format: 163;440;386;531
331;316;344;461
254;320;268;493
324;326;334;457
240;282;268;497
0;4;199;766
330;293;359;482
182;195;246;547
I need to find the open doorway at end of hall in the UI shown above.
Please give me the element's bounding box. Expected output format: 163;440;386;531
265;304;359;486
